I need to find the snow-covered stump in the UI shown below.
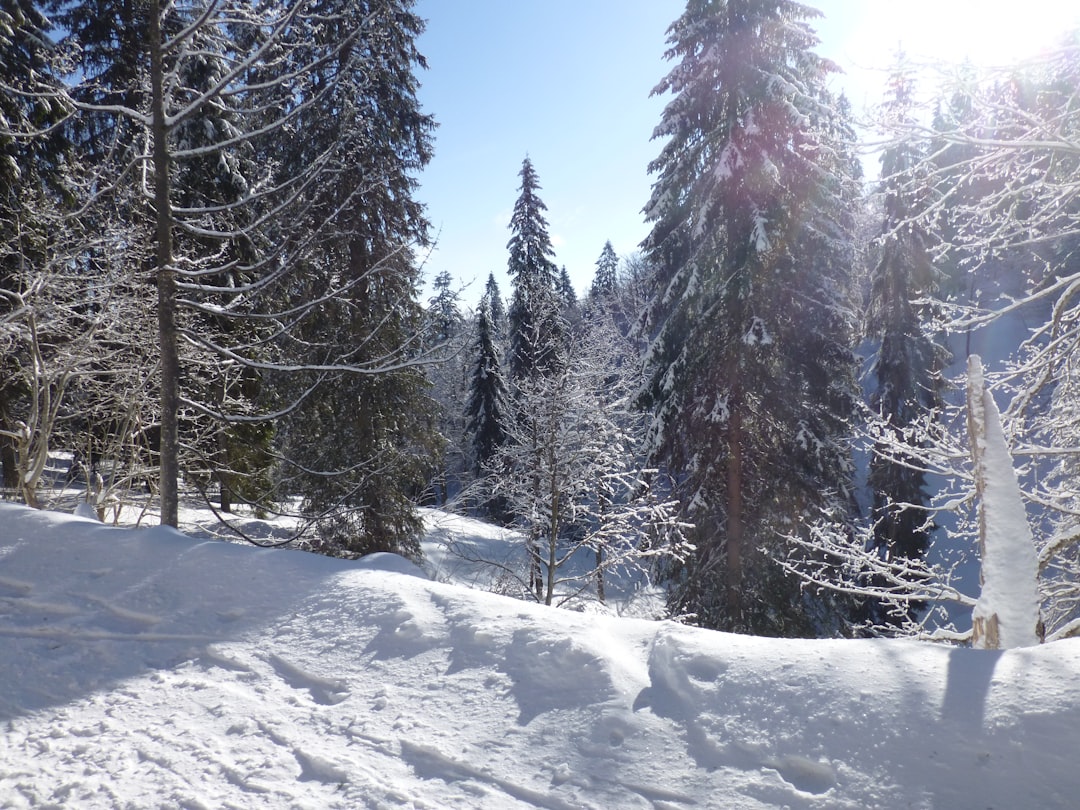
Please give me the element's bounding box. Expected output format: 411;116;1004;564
965;355;1042;649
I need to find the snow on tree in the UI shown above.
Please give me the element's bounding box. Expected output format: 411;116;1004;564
0;0;71;496
484;272;506;339
269;0;442;558
423;271;469;505
639;0;860;635
7;1;442;544
860;53;951;629
469;306;691;608
966;355;1042;649
556;265;577;314
881;31;1080;639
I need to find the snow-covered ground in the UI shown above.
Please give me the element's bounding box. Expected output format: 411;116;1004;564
2;501;1079;809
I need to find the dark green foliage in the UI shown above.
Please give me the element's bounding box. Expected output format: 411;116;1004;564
484;272;506;338
464;299;509;480
557;265;577;311
506;157;561;382
590;241;619;301
273;0;441;559
863;57;948;629
640;0;860;635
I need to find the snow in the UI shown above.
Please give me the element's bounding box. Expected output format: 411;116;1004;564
2;501;1080;808
966;355;1042;648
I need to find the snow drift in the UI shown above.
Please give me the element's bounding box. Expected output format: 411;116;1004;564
1;502;1079;808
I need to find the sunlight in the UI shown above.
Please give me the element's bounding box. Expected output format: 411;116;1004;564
857;0;1078;66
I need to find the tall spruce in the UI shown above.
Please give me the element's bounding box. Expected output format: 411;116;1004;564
27;0;441;539
640;0;859;635
864;56;947;628
424;270;467;505
506;157;560;382
273;0;441;559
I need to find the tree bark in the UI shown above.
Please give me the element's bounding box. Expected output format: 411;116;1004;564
726;398;744;626
149;0;179;528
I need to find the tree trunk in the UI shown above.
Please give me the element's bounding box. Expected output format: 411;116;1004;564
726;400;744;626
217;436;232;513
595;547;606;604
545;455;559;606
149;0;180;528
0;408;19;491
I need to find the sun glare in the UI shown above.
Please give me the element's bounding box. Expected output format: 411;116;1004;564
857;0;1078;67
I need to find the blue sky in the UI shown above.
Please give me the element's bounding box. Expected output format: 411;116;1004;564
414;1;1079;307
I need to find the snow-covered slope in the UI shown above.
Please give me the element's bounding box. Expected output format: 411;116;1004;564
1;502;1078;809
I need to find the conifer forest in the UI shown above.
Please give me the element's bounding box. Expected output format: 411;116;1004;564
3;0;1080;644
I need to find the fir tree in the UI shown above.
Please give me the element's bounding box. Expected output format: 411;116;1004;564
557;265;577;310
274;0;442;559
640;0;859;635
427;270;462;346
424;269;467;504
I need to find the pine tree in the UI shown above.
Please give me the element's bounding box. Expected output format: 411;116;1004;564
640;0;859;635
557;265;577;310
506;157;560;382
424;269;468;504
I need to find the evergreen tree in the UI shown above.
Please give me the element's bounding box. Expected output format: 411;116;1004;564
427;270;462;346
6;0;442;536
484;272;506;338
424;269;467;504
863;55;947;629
590;240;619;301
640;0;859;635
557;265;577;310
464;299;509;481
273;0;441;559
506;157;560;382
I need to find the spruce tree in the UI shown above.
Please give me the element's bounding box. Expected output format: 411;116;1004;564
640;0;859;635
464;299;509;480
863;56;947;628
557;265;577;309
273;0;441;559
506;157;560;382
424;269;467;504
590;241;619;301
484;272;506;339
